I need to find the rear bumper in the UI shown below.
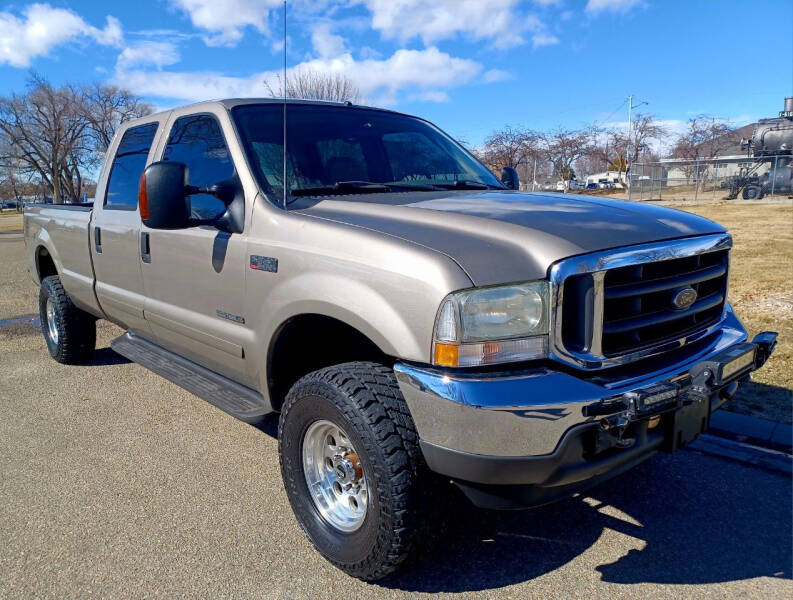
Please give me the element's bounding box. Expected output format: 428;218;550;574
394;307;777;509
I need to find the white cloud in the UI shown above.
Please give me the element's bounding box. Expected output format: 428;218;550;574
311;23;345;58
483;69;512;83
117;41;180;70
355;0;549;49
169;0;281;46
0;3;122;67
409;91;450;103
116;46;481;106
532;33;559;48
586;0;643;14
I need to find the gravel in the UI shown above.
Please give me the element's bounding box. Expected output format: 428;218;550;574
1;229;791;599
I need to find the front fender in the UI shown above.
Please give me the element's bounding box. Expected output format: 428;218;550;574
262;272;426;360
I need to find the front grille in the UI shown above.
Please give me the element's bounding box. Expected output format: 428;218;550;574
600;249;728;355
557;242;730;364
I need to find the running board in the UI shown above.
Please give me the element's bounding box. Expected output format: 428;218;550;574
110;332;271;423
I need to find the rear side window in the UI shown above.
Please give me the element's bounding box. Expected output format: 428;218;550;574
163;114;235;220
104;123;158;210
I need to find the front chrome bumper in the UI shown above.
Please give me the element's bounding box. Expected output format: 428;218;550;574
395;306;761;459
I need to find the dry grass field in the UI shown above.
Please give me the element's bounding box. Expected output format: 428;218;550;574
2;201;790;423
661;199;792;424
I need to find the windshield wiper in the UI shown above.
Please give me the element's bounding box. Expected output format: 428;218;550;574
291;181;391;197
433;180;500;190
384;182;446;191
291;180;447;197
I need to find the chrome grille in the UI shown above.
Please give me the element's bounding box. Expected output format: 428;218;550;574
600;249;728;355
550;234;732;370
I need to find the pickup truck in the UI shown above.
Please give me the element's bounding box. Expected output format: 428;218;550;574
24;99;778;580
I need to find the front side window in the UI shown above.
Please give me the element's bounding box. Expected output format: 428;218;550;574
232;104;503;205
104;123;158;210
163;114;235;220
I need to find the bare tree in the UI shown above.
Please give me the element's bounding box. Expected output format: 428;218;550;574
671;116;736;182
479;126;540;168
84;83;154;154
672;116;736;161
0;76;151;204
265;67;361;103
0;75;90;203
627;114;667;165
542;128;592;181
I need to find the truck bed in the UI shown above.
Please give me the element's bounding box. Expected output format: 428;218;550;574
24;203;102;317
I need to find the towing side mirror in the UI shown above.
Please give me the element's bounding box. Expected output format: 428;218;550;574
501;166;520;190
139;161;191;229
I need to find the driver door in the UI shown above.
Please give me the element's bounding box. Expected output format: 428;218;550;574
140;111;250;384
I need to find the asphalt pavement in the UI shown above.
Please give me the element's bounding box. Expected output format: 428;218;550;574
1;230;791;599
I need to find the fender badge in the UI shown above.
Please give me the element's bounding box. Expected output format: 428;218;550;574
250;255;278;273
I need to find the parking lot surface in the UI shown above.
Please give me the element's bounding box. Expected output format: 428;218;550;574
1;229;791;599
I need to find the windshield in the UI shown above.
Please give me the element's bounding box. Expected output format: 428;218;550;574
232;104;503;204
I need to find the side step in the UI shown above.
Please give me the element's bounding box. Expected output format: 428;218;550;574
110;332;271;423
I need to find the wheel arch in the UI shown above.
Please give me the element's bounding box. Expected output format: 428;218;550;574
266;312;391;413
35;244;59;283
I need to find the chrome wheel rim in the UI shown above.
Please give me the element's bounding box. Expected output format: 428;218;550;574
302;419;368;532
46;298;58;345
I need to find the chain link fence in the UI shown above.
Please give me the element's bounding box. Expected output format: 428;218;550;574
628;155;792;202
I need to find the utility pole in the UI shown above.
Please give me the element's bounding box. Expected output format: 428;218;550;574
532;156;537;191
625;94;633;179
624;94;648;190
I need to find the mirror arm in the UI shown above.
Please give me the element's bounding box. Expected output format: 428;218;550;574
185;182;237;206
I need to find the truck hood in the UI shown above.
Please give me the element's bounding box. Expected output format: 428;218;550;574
294;191;726;286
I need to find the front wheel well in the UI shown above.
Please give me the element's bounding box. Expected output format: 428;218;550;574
267;314;391;412
36;246;57;282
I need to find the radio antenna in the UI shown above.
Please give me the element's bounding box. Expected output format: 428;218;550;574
282;0;287;208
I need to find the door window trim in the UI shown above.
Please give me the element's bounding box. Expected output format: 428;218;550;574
157;111;241;226
103;121;160;211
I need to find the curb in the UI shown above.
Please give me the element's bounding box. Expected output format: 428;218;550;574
709;409;792;454
688;434;792;477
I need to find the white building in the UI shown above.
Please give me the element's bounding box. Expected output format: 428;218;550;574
585;171;626;188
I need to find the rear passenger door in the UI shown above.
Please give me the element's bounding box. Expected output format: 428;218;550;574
91;121;162;337
140;112;250;384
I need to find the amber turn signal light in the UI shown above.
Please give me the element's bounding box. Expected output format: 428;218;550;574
138;171;149;220
434;343;459;367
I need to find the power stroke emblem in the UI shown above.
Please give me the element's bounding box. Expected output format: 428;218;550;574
216;310;245;324
672;287;698;310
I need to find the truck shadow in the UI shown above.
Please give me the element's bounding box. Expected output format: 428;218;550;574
87;347;132;367
725;380;793;426
378;450;792;592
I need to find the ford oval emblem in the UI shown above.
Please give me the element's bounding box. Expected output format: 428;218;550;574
672;287;698;310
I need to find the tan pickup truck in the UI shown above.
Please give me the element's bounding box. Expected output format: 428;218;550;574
24;99;777;580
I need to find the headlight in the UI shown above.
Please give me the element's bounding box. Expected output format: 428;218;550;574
433;281;550;367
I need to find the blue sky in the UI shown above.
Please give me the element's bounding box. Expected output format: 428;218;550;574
1;0;791;146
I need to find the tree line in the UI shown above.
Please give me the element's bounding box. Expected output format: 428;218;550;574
1;71;739;203
0;75;153;204
0;69;362;205
474;114;739;186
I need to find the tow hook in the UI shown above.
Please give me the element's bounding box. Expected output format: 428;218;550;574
753;331;778;367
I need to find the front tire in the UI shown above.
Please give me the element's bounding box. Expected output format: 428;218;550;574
278;362;422;581
39;275;96;364
742;185;762;199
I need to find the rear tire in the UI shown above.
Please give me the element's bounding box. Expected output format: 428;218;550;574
278;362;423;581
39;275;96;364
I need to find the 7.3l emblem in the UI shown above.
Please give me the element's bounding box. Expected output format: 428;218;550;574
671;287;698;310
